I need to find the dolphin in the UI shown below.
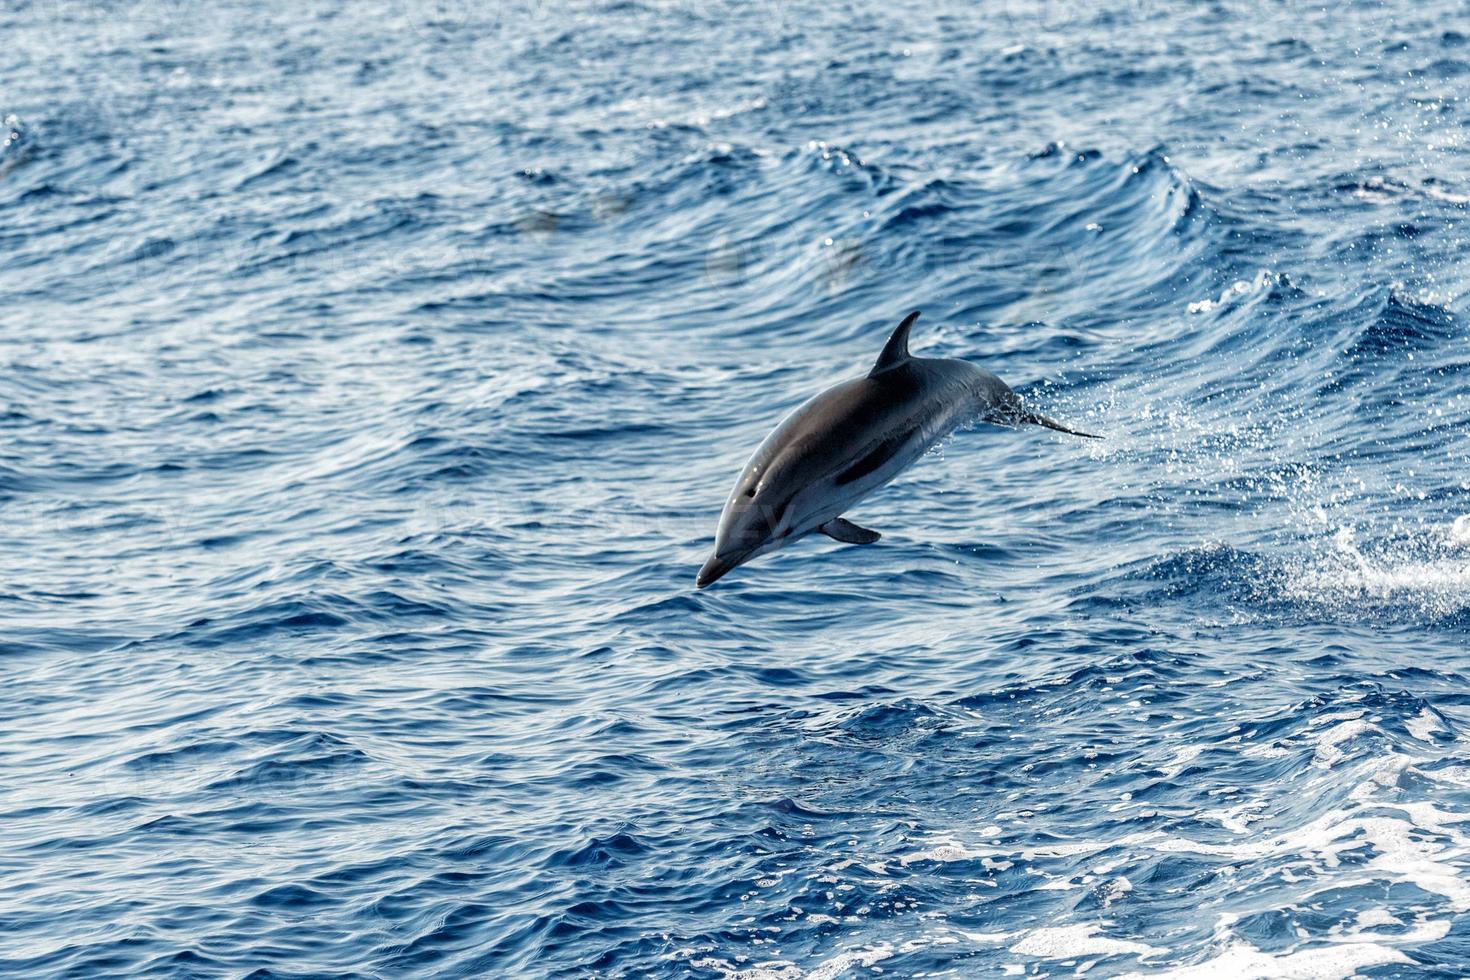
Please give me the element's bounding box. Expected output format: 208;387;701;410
695;311;1098;588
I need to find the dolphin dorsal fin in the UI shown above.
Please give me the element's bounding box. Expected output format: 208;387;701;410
869;311;920;377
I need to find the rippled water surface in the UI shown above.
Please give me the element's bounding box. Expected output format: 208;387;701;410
6;0;1470;976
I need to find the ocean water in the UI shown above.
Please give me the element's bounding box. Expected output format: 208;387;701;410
5;0;1470;975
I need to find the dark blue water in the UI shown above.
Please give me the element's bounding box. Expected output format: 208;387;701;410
6;0;1470;976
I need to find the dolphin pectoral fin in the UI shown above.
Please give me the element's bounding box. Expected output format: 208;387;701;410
820;518;881;545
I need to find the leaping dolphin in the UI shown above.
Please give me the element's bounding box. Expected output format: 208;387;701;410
696;311;1098;588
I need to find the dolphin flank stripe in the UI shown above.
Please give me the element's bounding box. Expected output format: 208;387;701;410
835;427;919;487
696;311;1099;587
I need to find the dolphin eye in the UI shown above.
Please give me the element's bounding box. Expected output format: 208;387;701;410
744;487;756;497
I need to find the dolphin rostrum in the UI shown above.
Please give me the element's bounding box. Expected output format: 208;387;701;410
695;311;1098;588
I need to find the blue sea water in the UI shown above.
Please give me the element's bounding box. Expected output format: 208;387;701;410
5;0;1470;975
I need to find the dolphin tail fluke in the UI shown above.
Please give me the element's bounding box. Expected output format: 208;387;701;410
1021;410;1101;440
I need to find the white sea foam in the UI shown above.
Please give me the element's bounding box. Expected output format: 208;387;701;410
1311;719;1374;768
1291;554;1470;607
1186;270;1277;314
1161;743;1205;777
1009;923;1161;959
1119;941;1408;979
1407;708;1443;742
688;942;892;980
1282;520;1470;620
897;735;1470;975
805;943;892;980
